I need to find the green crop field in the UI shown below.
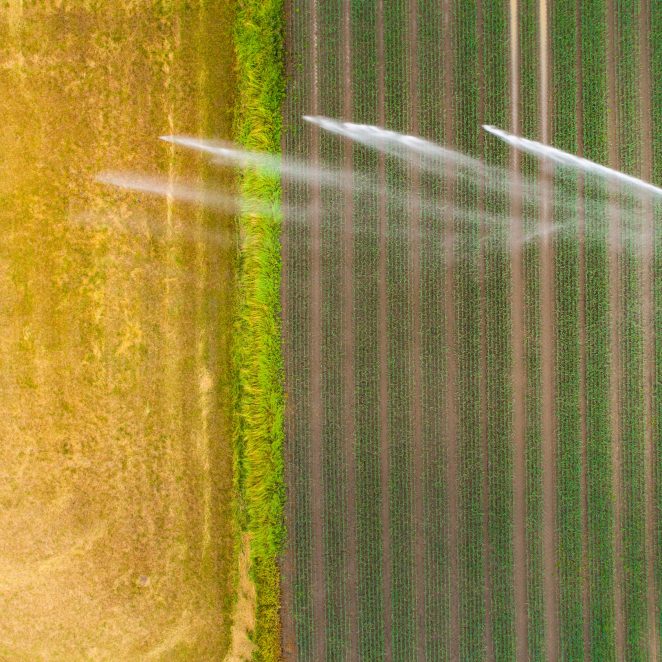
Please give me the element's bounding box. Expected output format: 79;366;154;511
278;0;662;659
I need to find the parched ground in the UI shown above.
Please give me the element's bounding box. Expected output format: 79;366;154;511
0;2;238;659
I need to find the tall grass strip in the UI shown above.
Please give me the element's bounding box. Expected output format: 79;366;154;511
233;0;285;659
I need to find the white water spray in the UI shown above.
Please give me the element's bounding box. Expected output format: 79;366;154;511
483;124;662;199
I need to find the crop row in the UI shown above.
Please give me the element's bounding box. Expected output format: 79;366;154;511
652;0;662;648
616;3;648;659
551;1;584;659
580;0;618;658
350;1;390;659
482;1;516;659
283;0;315;657
416;1;452;660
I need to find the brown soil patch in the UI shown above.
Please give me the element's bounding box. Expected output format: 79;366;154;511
225;536;257;662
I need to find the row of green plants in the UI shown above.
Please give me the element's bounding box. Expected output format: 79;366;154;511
280;0;315;657
615;2;648;658
233;0;285;659
652;0;662;646
482;1;517;658
551;1;584;659
581;0;618;658
350;1;390;659
519;1;546;658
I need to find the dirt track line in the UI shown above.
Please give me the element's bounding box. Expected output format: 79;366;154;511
280;0;297;657
376;2;392;659
442;1;459;659
538;1;559;659
406;0;426;659
476;0;494;659
341;1;359;658
638;1;658;658
606;3;625;658
575;5;591;658
309;0;326;659
509;2;528;659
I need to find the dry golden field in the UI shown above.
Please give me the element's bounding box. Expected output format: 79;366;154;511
0;2;238;659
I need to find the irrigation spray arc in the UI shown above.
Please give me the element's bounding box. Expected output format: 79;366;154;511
97;118;659;254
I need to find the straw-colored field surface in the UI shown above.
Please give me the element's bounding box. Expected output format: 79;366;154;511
0;2;237;659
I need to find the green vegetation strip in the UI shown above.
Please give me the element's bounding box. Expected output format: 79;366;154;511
551;2;583;658
581;0;616;655
453;2;484;659
519;1;545;657
653;0;662;648
384;2;417;657
615;3;647;658
416;1;450;658
350;1;387;657
281;0;315;657
233;0;285;659
482;3;515;657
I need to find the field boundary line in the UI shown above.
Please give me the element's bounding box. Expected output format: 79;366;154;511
233;0;286;657
280;0;296;656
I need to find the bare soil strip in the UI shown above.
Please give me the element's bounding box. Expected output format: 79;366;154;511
476;0;495;659
309;1;326;659
376;3;392;658
509;2;529;659
280;2;297;657
341;3;359;658
638;1;659;658
406;1;426;659
539;1;559;659
574;7;591;657
606;4;625;658
442;2;460;659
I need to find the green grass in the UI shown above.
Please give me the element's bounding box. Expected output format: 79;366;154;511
233;0;286;659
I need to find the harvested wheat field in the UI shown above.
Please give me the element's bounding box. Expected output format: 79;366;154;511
280;1;662;660
0;2;239;659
